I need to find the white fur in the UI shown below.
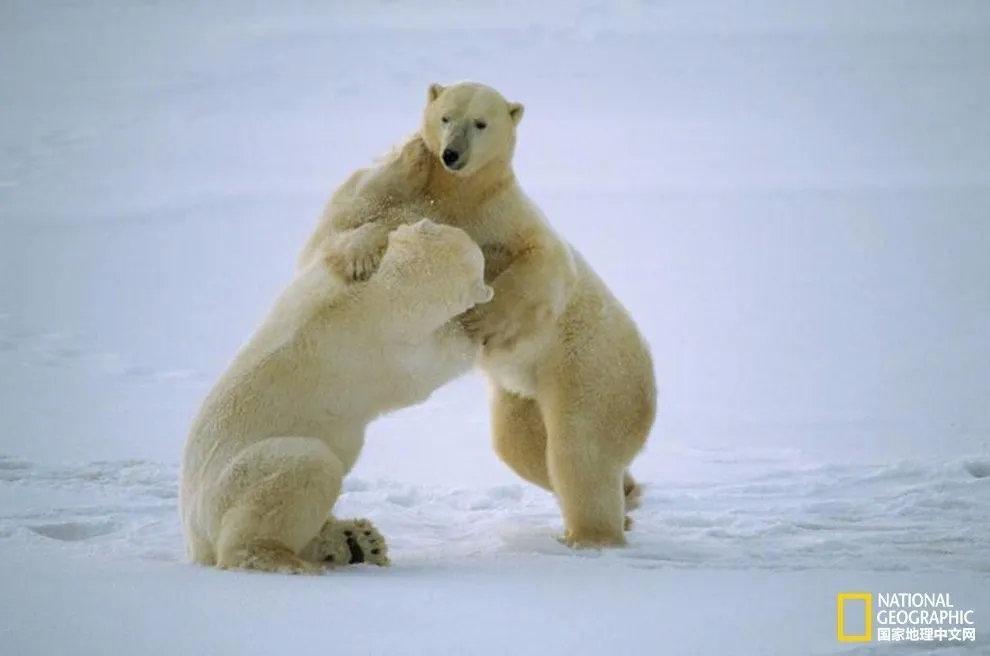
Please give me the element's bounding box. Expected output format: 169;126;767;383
180;220;492;572
301;82;657;548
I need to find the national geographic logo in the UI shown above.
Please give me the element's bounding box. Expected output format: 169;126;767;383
837;593;872;642
837;592;977;644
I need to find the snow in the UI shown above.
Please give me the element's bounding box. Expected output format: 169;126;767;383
1;2;989;655
1;451;988;654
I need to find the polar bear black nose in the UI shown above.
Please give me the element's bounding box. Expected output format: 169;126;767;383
442;148;460;166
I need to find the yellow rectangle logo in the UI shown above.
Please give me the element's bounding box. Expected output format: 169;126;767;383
837;592;873;642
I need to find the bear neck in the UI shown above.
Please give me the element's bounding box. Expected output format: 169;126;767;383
424;153;516;210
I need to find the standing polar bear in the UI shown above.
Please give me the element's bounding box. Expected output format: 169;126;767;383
181;220;493;573
301;82;656;547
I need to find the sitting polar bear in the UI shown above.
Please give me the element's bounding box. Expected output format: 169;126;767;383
180;220;493;574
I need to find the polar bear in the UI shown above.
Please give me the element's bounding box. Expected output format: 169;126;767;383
181;220;493;573
300;82;656;547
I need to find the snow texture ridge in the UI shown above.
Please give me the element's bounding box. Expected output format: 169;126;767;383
3;451;986;574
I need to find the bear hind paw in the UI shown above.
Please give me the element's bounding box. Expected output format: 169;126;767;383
219;539;324;575
303;518;390;567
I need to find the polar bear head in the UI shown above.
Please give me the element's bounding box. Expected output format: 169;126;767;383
421;81;524;177
376;219;493;330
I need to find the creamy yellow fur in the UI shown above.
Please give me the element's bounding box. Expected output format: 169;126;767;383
181;220;493;572
300;82;656;547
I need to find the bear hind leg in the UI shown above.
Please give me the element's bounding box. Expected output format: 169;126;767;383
214;436;343;574
491;386;552;491
540;395;629;547
492;385;640;533
548;443;627;548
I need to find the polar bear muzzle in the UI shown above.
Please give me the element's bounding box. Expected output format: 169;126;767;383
441;125;469;171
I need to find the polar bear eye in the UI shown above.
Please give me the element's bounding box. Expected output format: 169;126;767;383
474;120;487;130
441;116;450;124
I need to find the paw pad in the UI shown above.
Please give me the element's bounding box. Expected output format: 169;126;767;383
316;518;389;567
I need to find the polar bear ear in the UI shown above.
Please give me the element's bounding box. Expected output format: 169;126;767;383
473;282;494;304
428;83;445;103
508;102;525;125
412;218;441;235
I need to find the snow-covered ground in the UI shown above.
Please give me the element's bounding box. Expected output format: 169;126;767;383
1;451;987;655
1;2;988;654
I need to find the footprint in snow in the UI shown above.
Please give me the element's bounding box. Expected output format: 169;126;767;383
963;459;990;479
28;520;120;541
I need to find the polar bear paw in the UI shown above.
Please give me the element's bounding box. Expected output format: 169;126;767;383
395;136;432;192
304;518;390;567
220;540;324;575
462;298;555;351
326;223;390;282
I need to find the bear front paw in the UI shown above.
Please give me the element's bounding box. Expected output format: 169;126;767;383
461;307;515;350
326;224;390;282
461;300;553;351
395;136;432;192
